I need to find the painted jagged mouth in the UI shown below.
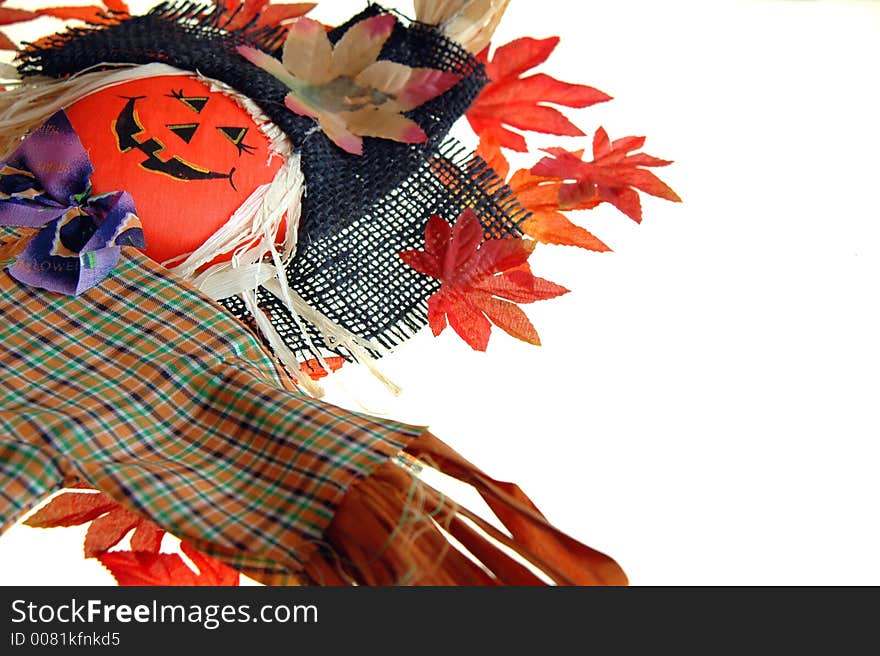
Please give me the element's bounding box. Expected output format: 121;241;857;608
113;96;236;189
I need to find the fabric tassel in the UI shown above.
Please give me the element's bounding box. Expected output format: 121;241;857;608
302;432;627;586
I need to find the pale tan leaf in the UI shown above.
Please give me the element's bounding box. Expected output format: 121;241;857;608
238;45;300;89
413;0;466;25
343;106;427;144
442;0;511;53
282;17;333;84
356;61;460;111
356;60;412;96
317;110;364;155
330;13;396;78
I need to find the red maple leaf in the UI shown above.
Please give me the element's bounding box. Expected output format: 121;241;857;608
217;0;314;31
98;542;240;586
477;135;608;252
466;36;612;152
400;209;568;351
26;490;240;585
24;490;164;557
532;126;682;223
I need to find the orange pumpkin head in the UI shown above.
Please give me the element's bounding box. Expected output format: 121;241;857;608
65;75;284;266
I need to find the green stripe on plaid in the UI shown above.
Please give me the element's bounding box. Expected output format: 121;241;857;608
0;248;423;576
0;443;70;528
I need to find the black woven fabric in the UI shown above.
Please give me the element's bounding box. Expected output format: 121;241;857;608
17;2;528;360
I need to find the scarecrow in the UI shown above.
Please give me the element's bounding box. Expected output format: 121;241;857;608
0;0;678;585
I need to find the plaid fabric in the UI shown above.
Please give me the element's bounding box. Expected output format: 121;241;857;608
0;234;423;579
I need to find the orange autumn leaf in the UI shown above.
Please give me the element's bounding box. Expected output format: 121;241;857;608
467;36;611;152
477;135;608;252
474;132;510;179
24;490;117;528
0;1;36;51
98;542;240;586
24;490;165;557
300;356;345;380
27;490;239;585
216;0;314;31
0;3;36;25
532;126;681;223
36;6;112;23
83;506;163;557
35;0;129;24
0;0;128;49
0;31;16;50
400;209;568;351
260;2;315;27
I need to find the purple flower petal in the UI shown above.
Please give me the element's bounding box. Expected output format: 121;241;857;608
1;111;145;295
0;111;92;207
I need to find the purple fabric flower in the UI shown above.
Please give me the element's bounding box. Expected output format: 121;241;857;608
0;111;145;295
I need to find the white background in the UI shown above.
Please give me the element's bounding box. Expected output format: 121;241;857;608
1;0;879;585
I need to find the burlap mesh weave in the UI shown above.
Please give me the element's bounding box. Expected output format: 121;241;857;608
18;2;529;360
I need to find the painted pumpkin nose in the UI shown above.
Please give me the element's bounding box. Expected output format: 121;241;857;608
166;122;199;144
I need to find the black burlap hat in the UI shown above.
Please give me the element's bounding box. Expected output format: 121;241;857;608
15;1;526;365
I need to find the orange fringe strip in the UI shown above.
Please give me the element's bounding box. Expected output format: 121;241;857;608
303;432;627;586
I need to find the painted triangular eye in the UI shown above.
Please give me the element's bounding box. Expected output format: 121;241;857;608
183;98;208;113
166;123;199;144
217;127;256;155
167;89;209;114
217;127;248;145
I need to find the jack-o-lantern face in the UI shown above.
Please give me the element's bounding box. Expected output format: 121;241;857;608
65;76;284;266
